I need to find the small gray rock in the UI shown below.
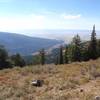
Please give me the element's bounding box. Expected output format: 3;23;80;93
31;80;44;87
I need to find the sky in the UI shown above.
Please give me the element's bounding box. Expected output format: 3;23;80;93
0;0;100;33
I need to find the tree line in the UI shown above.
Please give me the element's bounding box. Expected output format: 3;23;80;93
0;25;100;69
0;46;25;69
40;25;100;65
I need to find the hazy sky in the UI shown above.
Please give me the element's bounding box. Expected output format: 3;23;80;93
0;0;100;32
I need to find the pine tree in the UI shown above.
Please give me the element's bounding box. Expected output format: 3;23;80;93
81;45;89;61
0;45;8;63
67;44;74;62
72;34;81;61
0;45;12;69
88;25;97;59
40;49;45;65
59;46;63;64
11;53;26;67
97;39;100;57
64;46;68;63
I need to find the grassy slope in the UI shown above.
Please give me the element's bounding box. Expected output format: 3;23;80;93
0;59;100;100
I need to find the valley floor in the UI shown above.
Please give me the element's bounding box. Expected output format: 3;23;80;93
0;59;100;100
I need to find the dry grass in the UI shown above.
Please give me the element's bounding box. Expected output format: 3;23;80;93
0;59;100;100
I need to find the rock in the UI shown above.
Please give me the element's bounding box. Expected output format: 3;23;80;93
95;96;100;100
31;80;44;87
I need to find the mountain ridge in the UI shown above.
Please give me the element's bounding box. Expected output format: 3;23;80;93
0;32;63;55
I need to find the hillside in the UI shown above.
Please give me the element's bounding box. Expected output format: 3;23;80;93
0;59;100;100
0;32;63;55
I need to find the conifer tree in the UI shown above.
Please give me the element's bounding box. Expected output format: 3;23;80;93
81;45;89;61
0;45;8;64
97;39;100;57
64;46;68;63
11;53;26;67
0;45;12;69
88;25;97;59
40;49;45;65
67;44;74;62
72;34;81;61
59;46;63;64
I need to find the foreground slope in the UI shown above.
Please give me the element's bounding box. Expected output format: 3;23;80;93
0;59;100;100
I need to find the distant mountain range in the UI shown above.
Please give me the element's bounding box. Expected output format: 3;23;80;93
0;32;63;55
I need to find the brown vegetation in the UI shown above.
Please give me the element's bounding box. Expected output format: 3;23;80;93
0;59;100;100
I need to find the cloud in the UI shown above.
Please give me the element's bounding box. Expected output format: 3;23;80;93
0;13;83;32
0;14;46;31
62;14;81;20
0;12;85;32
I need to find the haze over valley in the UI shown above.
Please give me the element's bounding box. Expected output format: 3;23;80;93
21;29;100;42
